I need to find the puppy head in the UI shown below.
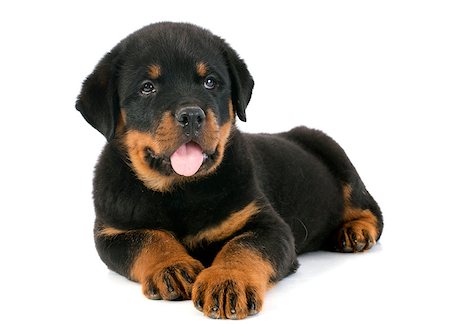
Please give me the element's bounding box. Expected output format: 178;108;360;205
76;22;254;191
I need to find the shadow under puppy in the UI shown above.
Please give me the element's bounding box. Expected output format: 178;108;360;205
76;22;383;320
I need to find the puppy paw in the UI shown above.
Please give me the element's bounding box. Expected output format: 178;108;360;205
192;266;266;319
141;258;204;300
335;220;376;252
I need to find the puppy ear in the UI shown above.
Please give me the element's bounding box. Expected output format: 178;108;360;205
222;41;254;122
76;46;122;141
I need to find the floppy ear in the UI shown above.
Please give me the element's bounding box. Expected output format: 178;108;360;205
222;41;254;122
76;46;122;141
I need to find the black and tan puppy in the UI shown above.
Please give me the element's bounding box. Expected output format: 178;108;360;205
76;22;383;319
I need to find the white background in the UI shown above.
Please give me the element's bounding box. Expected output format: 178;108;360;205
1;0;449;323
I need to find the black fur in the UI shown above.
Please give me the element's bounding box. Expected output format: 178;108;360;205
77;22;383;318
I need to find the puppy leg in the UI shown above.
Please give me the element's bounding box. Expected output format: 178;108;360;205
283;127;383;252
192;209;298;319
334;184;382;252
95;224;204;300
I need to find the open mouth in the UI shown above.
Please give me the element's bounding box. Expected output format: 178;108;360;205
145;141;217;177
170;141;206;176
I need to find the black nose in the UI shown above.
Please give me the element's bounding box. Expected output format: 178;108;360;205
175;106;206;137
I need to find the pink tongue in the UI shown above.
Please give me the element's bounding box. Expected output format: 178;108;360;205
170;142;204;176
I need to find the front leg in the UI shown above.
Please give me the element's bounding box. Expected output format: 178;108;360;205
94;223;204;300
192;210;298;319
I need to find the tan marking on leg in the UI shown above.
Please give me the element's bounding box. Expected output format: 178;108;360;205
339;184;379;251
192;235;274;319
183;201;261;248
129;230;204;300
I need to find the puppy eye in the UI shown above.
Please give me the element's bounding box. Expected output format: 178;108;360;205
140;81;156;95
203;77;217;90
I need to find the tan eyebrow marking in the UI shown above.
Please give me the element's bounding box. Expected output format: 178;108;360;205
148;64;161;79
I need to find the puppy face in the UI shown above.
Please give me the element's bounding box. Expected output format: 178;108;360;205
76;23;254;191
118;33;233;182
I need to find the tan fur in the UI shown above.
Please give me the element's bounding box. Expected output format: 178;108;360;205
183;201;261;248
122;104;233;192
196;62;208;77
228;98;235;121
115;109;127;135
123;112;182;192
341;184;379;248
201;110;233;175
148;64;161;79
96;226;128;237
192;235;274;319
129;230;204;299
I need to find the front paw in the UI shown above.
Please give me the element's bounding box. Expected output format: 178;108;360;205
192;266;266;319
141;258;204;300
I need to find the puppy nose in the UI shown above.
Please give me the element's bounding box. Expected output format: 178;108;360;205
175;106;206;136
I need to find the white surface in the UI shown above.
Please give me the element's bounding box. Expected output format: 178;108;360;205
1;1;449;323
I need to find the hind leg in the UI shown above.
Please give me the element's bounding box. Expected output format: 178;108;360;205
282;126;383;252
334;185;382;253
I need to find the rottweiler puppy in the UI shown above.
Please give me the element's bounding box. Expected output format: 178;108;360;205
76;22;383;319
